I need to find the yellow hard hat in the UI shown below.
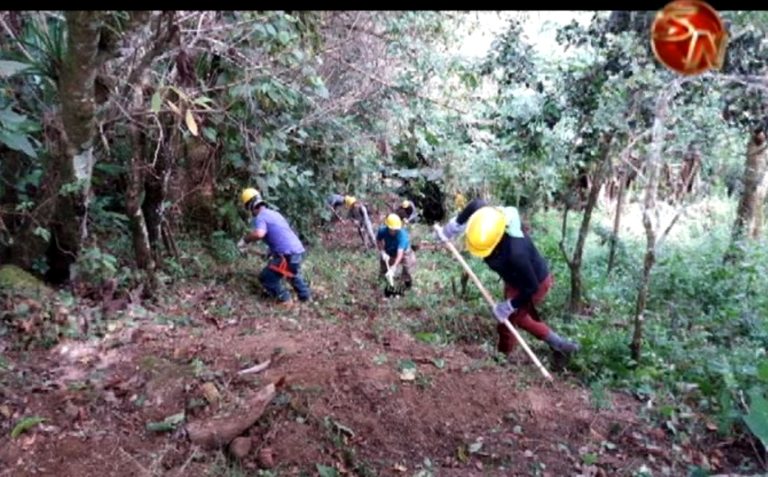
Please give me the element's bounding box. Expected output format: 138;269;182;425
241;188;262;207
344;195;357;207
465;206;507;258
385;213;402;230
454;192;467;210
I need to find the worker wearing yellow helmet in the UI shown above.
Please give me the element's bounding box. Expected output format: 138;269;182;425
324;193;349;224
394;199;418;224
438;198;579;361
342;194;376;249
377;213;416;291
237;188;311;306
454;192;467;212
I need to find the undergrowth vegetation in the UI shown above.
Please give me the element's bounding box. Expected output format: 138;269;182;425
2;9;768;475
3;191;768;472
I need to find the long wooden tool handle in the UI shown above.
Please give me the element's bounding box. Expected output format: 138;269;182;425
360;205;377;246
329;204;345;222
433;224;553;381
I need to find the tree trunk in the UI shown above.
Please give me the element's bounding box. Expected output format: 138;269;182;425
607;172;626;274
126;78;157;295
182;136;216;234
45;11;102;284
143;115;177;259
560;208;585;321
753;169;768;239
631;241;655;361
131;12;178;259
726;130;768;261
142;156;165;255
127;141;156;277
631;91;669;362
733;131;767;238
121;12;177;295
560;133;613;316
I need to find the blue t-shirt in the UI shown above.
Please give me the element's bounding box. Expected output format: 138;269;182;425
376;225;410;256
251;208;305;255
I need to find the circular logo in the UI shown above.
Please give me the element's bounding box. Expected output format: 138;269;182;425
651;0;728;75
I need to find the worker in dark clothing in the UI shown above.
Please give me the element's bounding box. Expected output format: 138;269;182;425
439;198;579;360
326;193;346;223
344;195;376;249
395;199;419;224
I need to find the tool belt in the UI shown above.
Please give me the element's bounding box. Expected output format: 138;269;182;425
268;254;296;278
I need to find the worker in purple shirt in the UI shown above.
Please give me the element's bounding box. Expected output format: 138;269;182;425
237;188;311;306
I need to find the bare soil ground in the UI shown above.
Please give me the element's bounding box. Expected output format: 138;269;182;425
0;217;755;476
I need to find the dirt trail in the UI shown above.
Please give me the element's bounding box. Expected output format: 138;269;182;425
0;219;745;476
0;301;684;477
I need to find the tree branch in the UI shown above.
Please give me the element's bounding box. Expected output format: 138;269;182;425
617;129;652;176
330;52;468;115
558;207;574;268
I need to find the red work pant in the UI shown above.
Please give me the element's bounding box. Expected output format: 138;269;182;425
497;274;553;354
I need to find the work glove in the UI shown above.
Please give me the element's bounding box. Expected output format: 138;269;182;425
380;250;390;263
385;268;396;283
237;238;247;253
438;218;465;241
492;299;516;323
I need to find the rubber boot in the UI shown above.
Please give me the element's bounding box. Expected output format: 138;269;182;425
544;331;579;354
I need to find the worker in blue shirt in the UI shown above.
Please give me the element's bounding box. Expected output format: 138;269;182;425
376;213;416;290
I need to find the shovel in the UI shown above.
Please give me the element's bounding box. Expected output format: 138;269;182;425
433;224;553;382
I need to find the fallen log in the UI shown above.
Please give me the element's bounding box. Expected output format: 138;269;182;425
186;380;278;448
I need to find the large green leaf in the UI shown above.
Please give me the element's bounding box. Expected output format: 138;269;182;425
424;130;439;146
0;108;27;127
758;360;768;383
146;412;185;433
150;92;162;113
10;416;45;438
202;127;218;142
743;387;768;449
0;60;31;78
277;30;291;45
0;129;37;158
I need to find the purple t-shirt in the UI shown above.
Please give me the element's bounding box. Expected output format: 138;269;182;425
250;208;305;255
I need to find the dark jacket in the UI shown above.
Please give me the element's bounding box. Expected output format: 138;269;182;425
456;199;549;308
395;204;417;223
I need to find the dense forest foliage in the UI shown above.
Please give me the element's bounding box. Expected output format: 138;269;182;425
2;10;768;476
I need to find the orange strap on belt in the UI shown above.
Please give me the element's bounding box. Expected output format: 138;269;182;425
268;255;295;278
